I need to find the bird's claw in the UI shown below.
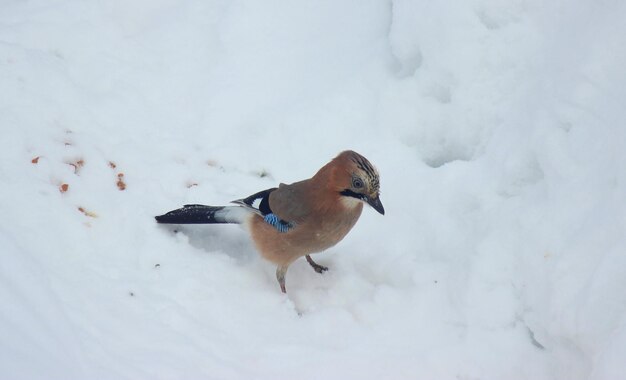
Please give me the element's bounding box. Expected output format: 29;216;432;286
306;255;328;274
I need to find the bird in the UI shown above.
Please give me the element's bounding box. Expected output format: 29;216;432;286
155;150;384;293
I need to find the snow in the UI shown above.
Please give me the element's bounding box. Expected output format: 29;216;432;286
1;0;626;379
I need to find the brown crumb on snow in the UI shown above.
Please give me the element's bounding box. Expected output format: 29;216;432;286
116;173;126;191
109;161;126;190
68;159;85;174
78;206;98;218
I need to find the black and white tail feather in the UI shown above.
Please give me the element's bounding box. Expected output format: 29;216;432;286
155;188;277;225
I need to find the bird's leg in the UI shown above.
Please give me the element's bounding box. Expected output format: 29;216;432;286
276;265;289;293
305;255;328;274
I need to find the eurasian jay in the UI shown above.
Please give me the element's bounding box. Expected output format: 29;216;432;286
155;150;384;293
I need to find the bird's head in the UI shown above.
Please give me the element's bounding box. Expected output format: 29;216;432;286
329;150;385;215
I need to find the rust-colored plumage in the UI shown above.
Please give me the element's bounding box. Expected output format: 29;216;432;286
155;150;384;293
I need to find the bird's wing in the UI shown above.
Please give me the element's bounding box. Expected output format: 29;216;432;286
267;181;312;223
231;188;277;217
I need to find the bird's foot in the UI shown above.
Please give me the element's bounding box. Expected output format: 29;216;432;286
306;255;328;274
276;266;288;293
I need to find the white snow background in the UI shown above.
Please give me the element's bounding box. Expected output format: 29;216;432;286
1;0;626;379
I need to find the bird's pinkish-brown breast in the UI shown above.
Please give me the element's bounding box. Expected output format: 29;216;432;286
247;195;363;267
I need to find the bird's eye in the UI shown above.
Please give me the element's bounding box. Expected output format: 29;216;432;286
352;178;364;189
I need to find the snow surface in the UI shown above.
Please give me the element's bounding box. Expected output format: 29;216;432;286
2;0;626;379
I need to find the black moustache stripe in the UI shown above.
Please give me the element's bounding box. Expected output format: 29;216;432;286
339;189;364;200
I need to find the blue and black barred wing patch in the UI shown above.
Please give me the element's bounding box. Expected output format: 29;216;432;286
263;213;294;233
231;187;294;233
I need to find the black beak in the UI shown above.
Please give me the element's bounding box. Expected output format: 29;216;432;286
366;195;385;215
